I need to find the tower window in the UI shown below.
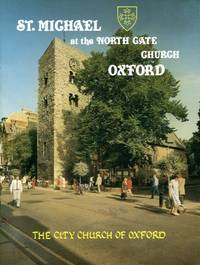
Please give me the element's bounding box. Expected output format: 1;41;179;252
69;71;75;84
42;141;47;157
68;93;79;107
44;73;48;86
74;94;79;107
43;96;48;108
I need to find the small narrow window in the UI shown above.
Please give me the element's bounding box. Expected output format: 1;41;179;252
43;96;48;108
69;71;75;84
42;141;47;157
44;73;48;86
74;94;79;107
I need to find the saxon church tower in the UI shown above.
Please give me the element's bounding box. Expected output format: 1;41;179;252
38;38;89;183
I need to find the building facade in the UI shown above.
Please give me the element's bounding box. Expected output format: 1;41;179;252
37;38;89;183
152;132;187;164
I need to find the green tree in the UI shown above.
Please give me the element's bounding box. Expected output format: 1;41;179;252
73;161;89;183
75;29;187;168
192;107;200;164
3;128;37;176
58;111;80;182
155;154;187;177
187;105;200;177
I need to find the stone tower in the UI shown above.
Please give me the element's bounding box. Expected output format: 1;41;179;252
38;38;89;184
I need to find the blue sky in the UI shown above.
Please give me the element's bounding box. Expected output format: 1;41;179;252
0;0;199;139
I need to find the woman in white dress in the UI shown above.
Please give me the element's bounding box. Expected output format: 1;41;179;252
169;175;181;216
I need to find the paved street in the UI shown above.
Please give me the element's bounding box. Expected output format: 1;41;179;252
0;186;200;265
0;230;37;265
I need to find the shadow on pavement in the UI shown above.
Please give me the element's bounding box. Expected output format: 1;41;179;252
1;204;94;265
131;195;151;199
31;193;45;196
106;195;140;203
135;203;169;215
62;190;74;193
186;207;200;217
52;197;73;200
23;200;44;204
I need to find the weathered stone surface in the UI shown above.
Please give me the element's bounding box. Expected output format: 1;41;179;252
38;38;89;183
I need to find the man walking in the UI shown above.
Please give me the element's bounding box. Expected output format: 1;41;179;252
96;173;102;193
89;176;94;191
159;175;168;207
10;176;23;208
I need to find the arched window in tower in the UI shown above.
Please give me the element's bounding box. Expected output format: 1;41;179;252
44;72;48;86
69;71;75;84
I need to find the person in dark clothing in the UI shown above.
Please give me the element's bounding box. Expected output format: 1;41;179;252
159;175;168;208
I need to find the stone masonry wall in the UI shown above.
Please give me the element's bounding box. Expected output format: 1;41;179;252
53;38;89;183
38;38;89;183
38;40;55;180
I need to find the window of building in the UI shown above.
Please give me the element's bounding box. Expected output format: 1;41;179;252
43;96;48;108
74;94;79;107
44;73;48;86
42;141;47;158
68;93;79;107
69;71;75;84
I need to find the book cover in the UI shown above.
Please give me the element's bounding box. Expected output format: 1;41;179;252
0;1;200;265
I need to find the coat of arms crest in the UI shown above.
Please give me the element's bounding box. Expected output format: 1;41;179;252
117;6;138;31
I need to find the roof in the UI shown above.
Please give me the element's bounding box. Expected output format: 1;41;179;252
160;132;185;150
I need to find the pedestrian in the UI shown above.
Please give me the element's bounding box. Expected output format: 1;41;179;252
178;173;186;205
73;178;83;194
96;173;102;193
27;178;32;189
101;176;105;191
22;175;27;189
127;177;133;196
151;173;159;199
169;175;181;216
89;176;94;191
32;178;36;189
9;175;14;187
121;177;128;199
159;175;168;207
10;176;23;208
73;178;78;192
76;179;83;195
